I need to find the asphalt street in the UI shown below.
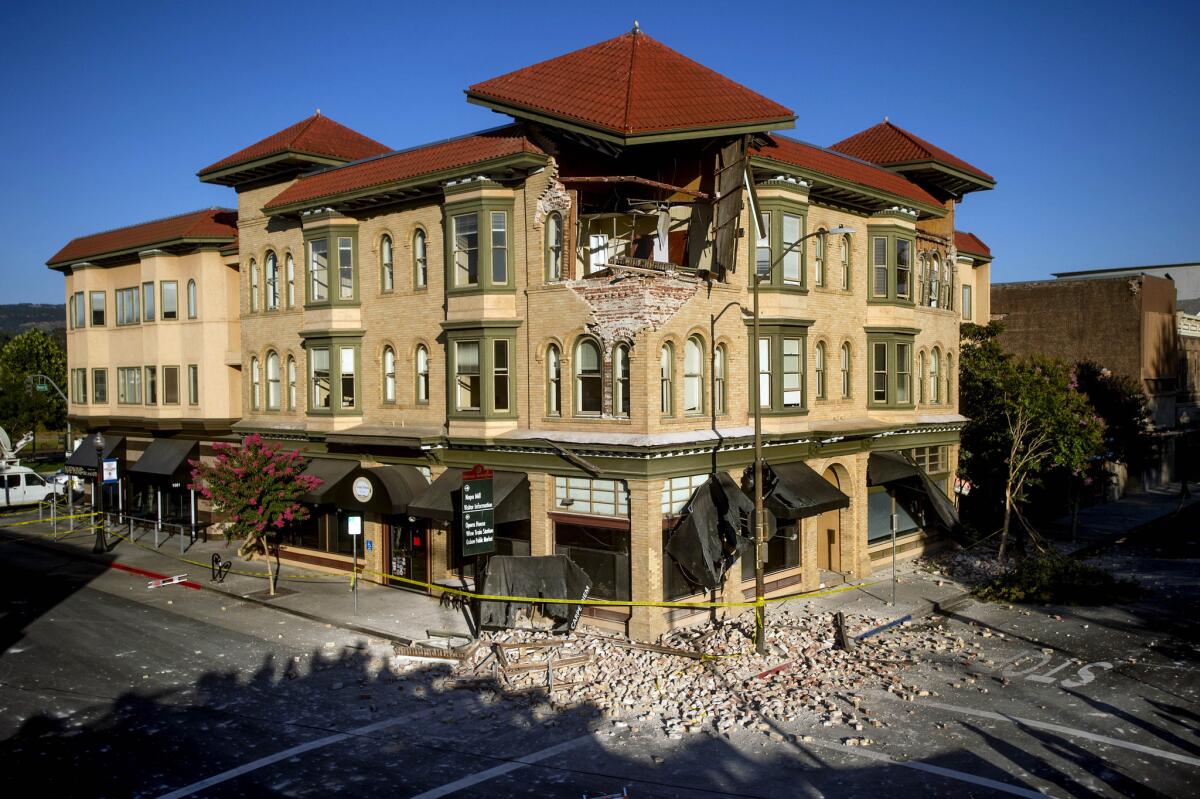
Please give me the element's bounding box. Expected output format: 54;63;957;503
0;529;1197;798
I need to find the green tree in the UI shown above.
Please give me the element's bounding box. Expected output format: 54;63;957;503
1073;360;1152;471
0;329;67;452
189;434;321;595
959;323;1104;559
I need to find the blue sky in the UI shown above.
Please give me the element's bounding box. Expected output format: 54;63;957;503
4;0;1198;303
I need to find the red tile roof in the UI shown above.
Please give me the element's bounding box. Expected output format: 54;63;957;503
750;135;941;209
48;208;238;266
198;114;390;177
955;230;992;259
830;121;994;183
467;30;794;138
264;126;546;211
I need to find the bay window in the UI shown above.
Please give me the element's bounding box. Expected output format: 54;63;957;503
868;227;917;305
868;331;917;408
142;281;155;321
455;341;481;411
93;368;108;403
161;281;178;320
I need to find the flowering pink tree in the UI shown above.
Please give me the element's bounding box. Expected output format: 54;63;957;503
189;433;321;595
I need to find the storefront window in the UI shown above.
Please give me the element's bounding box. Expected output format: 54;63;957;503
555;523;630;601
741;523;800;579
867;489;918;543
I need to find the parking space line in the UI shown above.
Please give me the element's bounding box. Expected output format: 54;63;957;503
407;734;594;799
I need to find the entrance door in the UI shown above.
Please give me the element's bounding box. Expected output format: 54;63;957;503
817;468;842;572
389;522;429;591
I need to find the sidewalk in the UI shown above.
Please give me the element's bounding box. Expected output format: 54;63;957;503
1047;481;1199;549
777;563;972;630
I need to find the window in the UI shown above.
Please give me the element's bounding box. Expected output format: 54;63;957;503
452;213;479;287
91;291;107;326
415;345;429;404
310;348;330;409
265;252;279;309
546;344;561;415
546;212;563;280
383;346;396;403
144;366;157;405
588;233;610;273
815;342;826;399
928;255;940;308
896;343;911;404
840;342;851;398
490;211;508;284
71;369;86;404
93;368;107;403
841;234;851;290
309;240;328;302
285;254;295;307
249;358;260;410
142;281;155;321
962;284;973;321
286;357;296;410
614;344;630;417
493;339;510;412
714;344;727;414
741;520;800;580
945;352;954;405
380;235;393;292
813;229;826;286
249;260;259;311
929;349;941;403
872;237;888;298
576;339;602;414
163;365;179;405
755;212;771;278
413;229;428;288
918;351;927;403
555;477;629;517
554;523;630;602
266;352;280;410
117;367;141;404
660;343;674;415
116;287;139;326
337;237;354;300
161;281;178;320
187;279;197;319
455;341;480;411
872;342;888;403
895;239;911;300
188;364;199;405
339;347;355;408
782;338;803;407
72;291;86;328
782;213;802;285
758;338;771;408
684;336;704;414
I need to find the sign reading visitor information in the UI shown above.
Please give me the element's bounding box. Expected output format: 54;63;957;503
461;464;495;557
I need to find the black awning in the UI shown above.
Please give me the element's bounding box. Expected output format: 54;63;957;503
298;458;359;504
408;468;530;524
479;554;592;632
868;452;962;536
65;435;125;477
327;464;430;516
130;439;199;482
867;451;921;486
744;461;850;521
666;472;756;590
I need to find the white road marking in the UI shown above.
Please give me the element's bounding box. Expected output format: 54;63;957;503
918;698;1200;768
156;711;425;799
406;734;594;799
796;737;1046;798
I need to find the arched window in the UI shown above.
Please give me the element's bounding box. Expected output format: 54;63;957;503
945;352;954;405
285;254;295;307
918;351;927;403
265;251;279;309
813;229;826;287
714;344;727;414
287;356;297;410
380;235;394;292
413;229;428;288
249;356;260;410
249;260;259;312
840;342;851;398
186;279;197;319
546;345;561;416
614;344;630;417
929;348;941;403
660;343;674;415
841;235;851;290
546;212;563;281
383;346;396;402
575;339;602;414
415;345;429;404
684;336;703;414
815;342;826;399
266;351;280;410
929;255;941;308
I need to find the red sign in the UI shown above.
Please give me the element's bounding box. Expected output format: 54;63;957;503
463;464;493;480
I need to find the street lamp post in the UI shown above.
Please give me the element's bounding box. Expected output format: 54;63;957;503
93;431;106;553
749;225;854;655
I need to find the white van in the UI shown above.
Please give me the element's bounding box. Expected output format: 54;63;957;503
0;466;62;508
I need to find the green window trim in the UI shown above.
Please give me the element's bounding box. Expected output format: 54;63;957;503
303;225;360;308
444;196;516;295
866;225;916;306
749;198;809;292
746;320;811;414
866;330;917;409
443;321;521;420
302;334;364;417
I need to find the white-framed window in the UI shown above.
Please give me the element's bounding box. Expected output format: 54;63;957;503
815;341;826;399
413;229;428;288
339;346;356;408
383;346;396;402
588;233;610;274
188;364;199;405
186;279;197;319
614;343;630;417
575;338;602;414
266;351;280;410
453;213;479;287
309;240;328;302
662;473;709;516
660;343;674;415
249;357;260;410
546;344;561;416
714;344;727;414
493;339;510;412
546;212;563;280
415;345;430;404
381;234;394;292
286;357;296;410
455;341;480;411
265;251;279;309
840;342;851;398
285;253;295;307
555;477;629;517
310;347;330;409
684;336;703;414
249;260;259;311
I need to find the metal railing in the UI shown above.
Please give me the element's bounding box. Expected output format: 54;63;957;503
97;506;207;554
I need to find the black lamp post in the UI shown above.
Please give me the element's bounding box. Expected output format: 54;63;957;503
93;431;106;553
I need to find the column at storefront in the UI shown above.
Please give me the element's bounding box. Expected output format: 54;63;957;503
627;477;666;642
528;473;553;557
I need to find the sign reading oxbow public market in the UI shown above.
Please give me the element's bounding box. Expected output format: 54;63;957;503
461;464;495;557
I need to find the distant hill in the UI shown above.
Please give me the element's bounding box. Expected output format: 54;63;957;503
0;304;64;335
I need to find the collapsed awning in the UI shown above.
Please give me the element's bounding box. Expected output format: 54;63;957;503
743;461;850;521
408;469;530;524
666;472;757;590
65;435;125;477
479;554;592;632
868;452;961;536
130;439;198;484
326;464;430;515
298;458;358;504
